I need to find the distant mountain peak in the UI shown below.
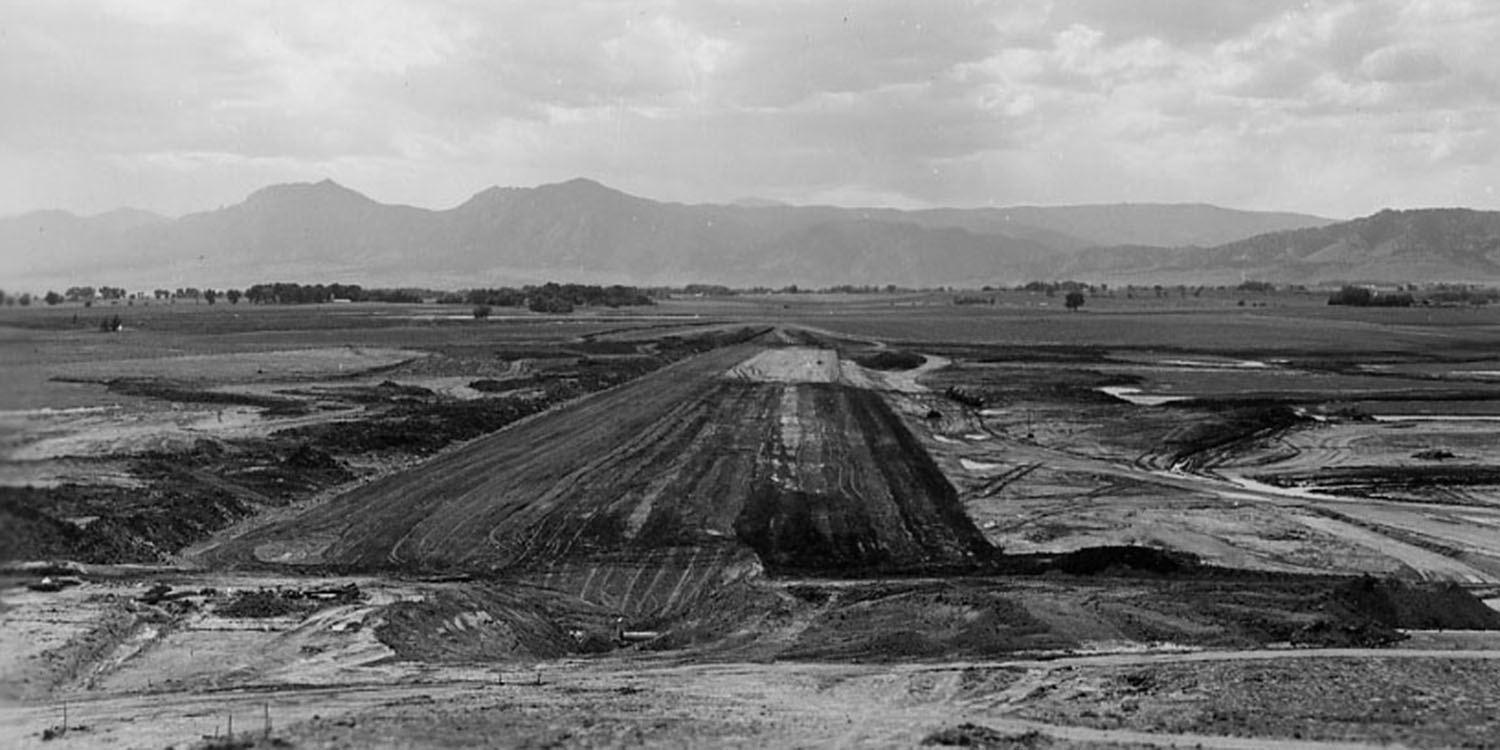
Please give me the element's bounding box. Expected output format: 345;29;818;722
732;197;790;208
536;177;629;198
244;178;375;208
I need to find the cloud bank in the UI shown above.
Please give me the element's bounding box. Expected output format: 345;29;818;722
3;0;1497;217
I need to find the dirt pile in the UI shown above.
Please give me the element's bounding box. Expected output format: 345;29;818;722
374;583;618;662
781;584;1063;661
852;350;926;371
922;724;1048;748
215;584;366;618
1156;403;1305;471
0;482;253;564
1050;545;1200;576
213;349;995;594
1325;575;1500;630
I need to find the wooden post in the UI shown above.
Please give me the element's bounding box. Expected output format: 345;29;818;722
264;703;271;738
227;713;233;739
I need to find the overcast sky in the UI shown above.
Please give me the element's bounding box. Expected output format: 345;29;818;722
3;0;1498;219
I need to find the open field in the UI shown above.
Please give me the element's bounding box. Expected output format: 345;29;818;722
6;296;1500;747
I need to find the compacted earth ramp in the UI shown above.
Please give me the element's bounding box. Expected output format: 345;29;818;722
206;344;993;615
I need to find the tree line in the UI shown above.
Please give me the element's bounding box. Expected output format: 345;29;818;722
460;282;654;314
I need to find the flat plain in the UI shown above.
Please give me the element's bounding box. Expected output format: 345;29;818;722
5;290;1500;748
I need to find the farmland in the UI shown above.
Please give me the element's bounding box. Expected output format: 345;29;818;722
5;294;1500;748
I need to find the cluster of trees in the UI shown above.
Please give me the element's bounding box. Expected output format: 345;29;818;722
244;283;363;304
1008;280;1314;301
1425;284;1499;306
62;286;129;302
1328;284;1499;307
653;284;917;297
235;283;432;304
460;283;654;314
0;290;35;306
1326;286;1415;307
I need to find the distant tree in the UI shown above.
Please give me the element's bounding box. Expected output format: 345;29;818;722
528;295;574;314
226;289;241;305
472;304;492;319
1064;290;1086;312
18;293;32;307
44;290;63;306
203;288;218;305
1327;286;1374;306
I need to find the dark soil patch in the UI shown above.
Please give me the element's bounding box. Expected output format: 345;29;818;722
852;350;926;371
216;589;311;618
89;378;310;416
1326;575;1500;630
1156;403;1306;471
0;482;252;564
215;584;365;618
1052;546;1199;577
1412;448;1457;461
1255;465;1500;501
922;724;1048;748
468;378;524;393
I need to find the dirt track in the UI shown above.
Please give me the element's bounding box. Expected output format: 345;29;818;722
6;645;1497;749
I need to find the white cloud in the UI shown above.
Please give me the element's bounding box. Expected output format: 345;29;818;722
1;0;1498;218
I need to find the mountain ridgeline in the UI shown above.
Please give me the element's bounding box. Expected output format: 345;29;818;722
5;178;1495;289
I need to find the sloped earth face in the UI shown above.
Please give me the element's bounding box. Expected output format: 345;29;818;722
206;346;993;609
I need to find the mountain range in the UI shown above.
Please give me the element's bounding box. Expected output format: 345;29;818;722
3;177;1497;290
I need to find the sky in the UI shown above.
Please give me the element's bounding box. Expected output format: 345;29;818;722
2;0;1498;220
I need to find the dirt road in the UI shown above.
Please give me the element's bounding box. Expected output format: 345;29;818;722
5;646;1492;749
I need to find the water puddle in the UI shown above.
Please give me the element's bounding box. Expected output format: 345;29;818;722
959;458;1003;472
1098;386;1193;406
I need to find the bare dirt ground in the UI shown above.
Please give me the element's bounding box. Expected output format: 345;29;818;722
7;300;1500;748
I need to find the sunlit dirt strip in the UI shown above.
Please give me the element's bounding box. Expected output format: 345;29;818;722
203;342;992;614
6;650;1494;750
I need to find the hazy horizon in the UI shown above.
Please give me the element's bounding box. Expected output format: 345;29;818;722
2;175;1357;223
5;2;1498;220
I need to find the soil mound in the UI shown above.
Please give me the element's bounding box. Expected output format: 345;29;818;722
216;350;994;607
922;724;1047;748
853;350;926;371
1327;575;1500;630
374;583;619;663
1052;545;1199;576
